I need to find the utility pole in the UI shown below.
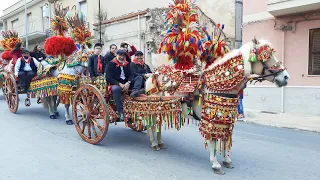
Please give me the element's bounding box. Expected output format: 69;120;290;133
99;0;102;43
235;0;243;49
24;0;28;50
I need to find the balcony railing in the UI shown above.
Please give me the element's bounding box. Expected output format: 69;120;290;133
11;19;48;40
268;0;320;16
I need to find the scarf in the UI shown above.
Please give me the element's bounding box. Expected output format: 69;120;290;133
112;58;128;67
97;55;103;73
132;58;144;66
21;56;31;64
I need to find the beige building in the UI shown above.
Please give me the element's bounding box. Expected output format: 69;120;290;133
0;0;95;51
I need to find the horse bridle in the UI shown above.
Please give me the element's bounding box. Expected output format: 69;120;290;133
249;45;286;84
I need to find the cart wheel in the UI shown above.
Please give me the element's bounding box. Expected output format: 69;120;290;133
72;84;109;144
4;74;18;113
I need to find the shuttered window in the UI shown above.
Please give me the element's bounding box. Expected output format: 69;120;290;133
309;28;320;75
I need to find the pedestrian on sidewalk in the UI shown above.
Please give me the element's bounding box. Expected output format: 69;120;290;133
238;84;246;121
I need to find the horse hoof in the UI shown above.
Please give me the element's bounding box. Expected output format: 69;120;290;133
213;167;225;175
158;143;167;149
151;145;160;151
50;115;57;119
66;120;74;125
55;112;60;117
223;161;234;169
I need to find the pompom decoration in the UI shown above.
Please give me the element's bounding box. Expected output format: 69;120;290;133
158;0;229;70
1;50;13;61
44;36;76;56
158;0;205;70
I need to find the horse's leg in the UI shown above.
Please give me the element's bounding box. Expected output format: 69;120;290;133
222;139;234;169
64;104;74;125
157;125;166;149
210;140;225;175
48;96;57;119
52;95;59;117
147;125;160;151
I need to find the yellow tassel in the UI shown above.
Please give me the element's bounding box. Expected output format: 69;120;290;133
198;94;202;106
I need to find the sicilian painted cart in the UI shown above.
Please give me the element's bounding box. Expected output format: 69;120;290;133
70;75;183;144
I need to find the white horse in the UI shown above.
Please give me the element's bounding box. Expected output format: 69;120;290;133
41;45;91;124
145;38;290;174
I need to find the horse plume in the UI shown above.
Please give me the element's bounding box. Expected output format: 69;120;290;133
158;0;230;70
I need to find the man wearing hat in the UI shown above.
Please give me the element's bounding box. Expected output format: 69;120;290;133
88;43;106;77
130;51;152;97
14;49;40;92
105;49;131;121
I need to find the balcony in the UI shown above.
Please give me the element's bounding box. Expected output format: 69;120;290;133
12;19;49;41
268;0;320;16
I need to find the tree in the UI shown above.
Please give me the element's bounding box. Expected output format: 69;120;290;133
94;0;108;44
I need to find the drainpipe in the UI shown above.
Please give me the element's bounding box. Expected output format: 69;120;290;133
138;12;141;50
281;31;285;113
235;0;243;49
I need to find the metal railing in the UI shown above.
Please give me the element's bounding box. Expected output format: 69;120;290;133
11;19;49;37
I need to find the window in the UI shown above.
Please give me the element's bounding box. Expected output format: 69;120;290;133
27;12;32;22
79;0;87;18
309;28;320;75
11;19;19;29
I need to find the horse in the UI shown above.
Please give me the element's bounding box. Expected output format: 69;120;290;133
41;45;91;124
145;38;290;174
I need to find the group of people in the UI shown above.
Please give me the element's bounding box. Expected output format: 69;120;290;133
88;41;152;121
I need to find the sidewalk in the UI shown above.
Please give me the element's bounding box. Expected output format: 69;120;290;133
242;109;320;133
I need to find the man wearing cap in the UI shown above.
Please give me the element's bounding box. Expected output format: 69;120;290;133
119;41;137;63
130;51;152;97
14;49;40;92
88;43;106;77
105;49;131;121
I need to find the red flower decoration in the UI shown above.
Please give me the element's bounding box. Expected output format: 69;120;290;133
44;36;76;56
1;50;13;60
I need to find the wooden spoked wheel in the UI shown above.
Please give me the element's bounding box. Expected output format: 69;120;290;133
0;77;5;95
4;74;18;113
72;84;109;144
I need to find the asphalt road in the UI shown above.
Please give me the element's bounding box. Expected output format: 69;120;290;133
0;95;319;180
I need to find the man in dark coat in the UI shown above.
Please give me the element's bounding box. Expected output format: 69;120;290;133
130;51;152;97
105;49;131;121
104;44;117;63
88;43;106;77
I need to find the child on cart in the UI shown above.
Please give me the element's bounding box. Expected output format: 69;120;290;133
14;49;40;92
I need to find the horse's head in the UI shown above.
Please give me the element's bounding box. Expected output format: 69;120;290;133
247;38;290;87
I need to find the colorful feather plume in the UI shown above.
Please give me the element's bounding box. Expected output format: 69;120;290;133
158;0;230;70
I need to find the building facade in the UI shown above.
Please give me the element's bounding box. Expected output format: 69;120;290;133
243;0;320;115
0;0;94;51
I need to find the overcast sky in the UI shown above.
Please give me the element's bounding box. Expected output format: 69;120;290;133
0;0;20;16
